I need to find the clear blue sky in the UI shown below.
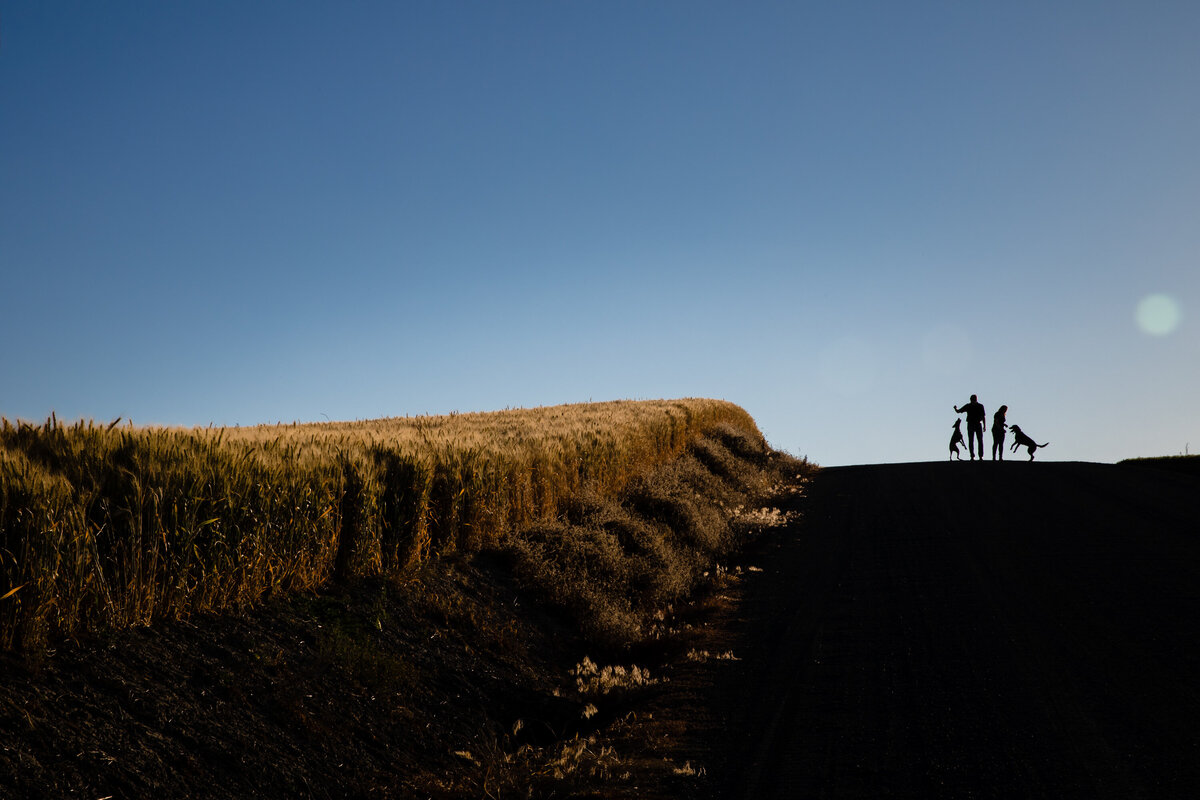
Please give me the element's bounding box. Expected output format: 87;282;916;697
3;2;1198;465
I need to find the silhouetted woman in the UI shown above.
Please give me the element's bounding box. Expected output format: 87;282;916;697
991;405;1008;461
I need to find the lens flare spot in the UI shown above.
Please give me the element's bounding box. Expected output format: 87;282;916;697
1135;294;1182;336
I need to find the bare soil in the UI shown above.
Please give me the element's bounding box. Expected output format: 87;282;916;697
0;553;589;798
0;523;773;798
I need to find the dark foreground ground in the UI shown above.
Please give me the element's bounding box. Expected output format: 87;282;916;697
2;459;1197;798
704;460;1200;798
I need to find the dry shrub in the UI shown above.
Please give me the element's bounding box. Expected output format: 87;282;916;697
710;422;771;464
629;470;729;554
505;525;643;647
502;425;806;649
592;504;694;606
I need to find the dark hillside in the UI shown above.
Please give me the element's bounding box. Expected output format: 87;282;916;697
704;460;1200;799
1120;453;1200;477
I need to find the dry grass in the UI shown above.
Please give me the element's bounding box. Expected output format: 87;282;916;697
0;403;816;798
0;399;758;655
569;656;659;695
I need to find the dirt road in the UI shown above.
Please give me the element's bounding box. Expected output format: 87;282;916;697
711;460;1200;798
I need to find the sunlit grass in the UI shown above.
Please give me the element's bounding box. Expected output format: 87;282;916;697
0;399;758;654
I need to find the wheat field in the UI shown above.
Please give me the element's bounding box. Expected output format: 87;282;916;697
0;399;759;653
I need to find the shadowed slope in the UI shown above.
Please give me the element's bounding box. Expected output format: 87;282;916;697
713;460;1200;798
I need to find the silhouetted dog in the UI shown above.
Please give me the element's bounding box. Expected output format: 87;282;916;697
1009;425;1049;460
949;419;966;460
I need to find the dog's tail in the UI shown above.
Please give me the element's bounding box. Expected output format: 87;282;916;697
1039;441;1049;448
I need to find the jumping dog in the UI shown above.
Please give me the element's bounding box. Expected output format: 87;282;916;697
949;419;967;460
1009;424;1049;461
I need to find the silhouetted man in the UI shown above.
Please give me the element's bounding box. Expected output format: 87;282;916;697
954;394;986;460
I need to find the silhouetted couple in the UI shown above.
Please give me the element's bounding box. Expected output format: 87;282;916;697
953;395;1009;461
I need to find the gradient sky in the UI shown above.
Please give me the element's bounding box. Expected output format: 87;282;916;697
3;2;1198;466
